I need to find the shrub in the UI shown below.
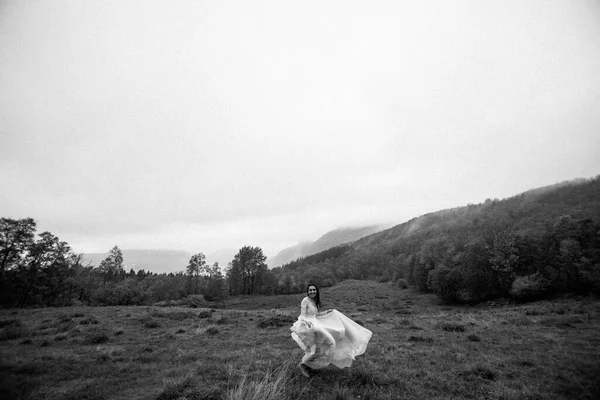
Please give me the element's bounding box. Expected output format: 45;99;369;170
377;270;392;283
428;265;464;303
204;325;219;335
203;279;228;303
510;272;551;301
348;366;390;387
187;295;208;308
397;279;409;289
157;371;196;400
198;310;212;319
322;278;335;287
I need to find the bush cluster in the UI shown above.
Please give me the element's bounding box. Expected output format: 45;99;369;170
510;272;551;301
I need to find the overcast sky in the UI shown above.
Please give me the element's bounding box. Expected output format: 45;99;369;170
1;0;599;258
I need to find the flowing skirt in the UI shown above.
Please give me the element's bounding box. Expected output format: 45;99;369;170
290;310;372;369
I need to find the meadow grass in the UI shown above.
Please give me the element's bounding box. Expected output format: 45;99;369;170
1;280;599;399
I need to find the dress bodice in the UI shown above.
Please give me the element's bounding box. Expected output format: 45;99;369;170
301;296;318;318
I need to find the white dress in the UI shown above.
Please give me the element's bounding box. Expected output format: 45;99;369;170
290;296;372;369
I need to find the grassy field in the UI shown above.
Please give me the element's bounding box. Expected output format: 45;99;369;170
1;280;599;400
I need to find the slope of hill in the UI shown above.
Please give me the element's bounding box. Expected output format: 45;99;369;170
268;225;386;267
274;175;600;302
83;249;191;274
353;176;600;252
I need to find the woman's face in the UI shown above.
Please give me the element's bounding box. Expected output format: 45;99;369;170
307;286;317;299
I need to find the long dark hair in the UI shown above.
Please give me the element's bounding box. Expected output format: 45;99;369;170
306;284;321;309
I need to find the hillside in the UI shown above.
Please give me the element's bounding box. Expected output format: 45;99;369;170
274;176;600;302
268;225;386;267
353;176;600;252
83;249;191;274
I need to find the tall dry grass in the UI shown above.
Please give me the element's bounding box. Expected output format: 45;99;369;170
225;358;307;400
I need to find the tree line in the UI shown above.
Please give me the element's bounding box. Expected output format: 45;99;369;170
2;177;599;307
0;217;297;307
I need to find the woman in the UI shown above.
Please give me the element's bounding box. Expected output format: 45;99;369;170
290;284;373;377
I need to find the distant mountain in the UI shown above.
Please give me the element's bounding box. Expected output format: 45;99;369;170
83;249;191;274
309;225;388;255
268;225;387;268
268;242;312;268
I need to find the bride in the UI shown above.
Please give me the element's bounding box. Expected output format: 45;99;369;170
290;284;373;377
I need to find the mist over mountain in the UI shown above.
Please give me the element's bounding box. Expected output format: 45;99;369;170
268;225;387;267
267;242;312;268
83;250;191;274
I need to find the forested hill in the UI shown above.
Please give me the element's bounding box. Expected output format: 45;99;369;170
354;176;600;252
274;176;600;302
